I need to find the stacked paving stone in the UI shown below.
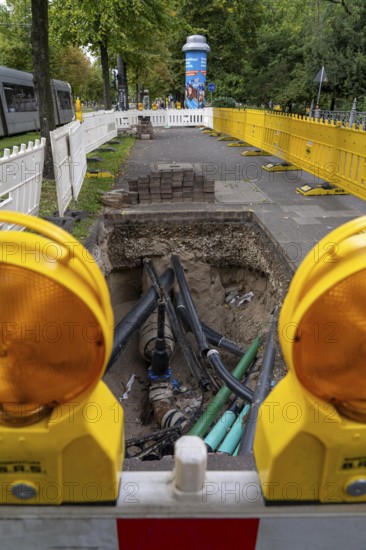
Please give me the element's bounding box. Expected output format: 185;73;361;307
136;117;154;140
128;164;215;204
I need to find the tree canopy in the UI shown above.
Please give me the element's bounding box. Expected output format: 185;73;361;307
0;0;366;112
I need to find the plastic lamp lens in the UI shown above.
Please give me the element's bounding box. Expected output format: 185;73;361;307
0;211;114;423
0;264;105;408
293;268;366;403
279;216;366;421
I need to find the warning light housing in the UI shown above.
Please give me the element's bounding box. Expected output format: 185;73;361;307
0;212;124;504
254;216;366;503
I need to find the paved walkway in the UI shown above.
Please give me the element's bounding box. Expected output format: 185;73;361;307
120;127;366;267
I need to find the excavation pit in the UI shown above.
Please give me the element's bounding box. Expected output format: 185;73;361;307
97;211;294;459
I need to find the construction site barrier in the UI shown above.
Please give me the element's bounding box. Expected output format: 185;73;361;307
213;108;366;201
1;442;366;549
115;108;209;131
0;138;46;228
50;111;117;216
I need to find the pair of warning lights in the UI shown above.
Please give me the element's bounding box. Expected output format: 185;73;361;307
0;210;365;505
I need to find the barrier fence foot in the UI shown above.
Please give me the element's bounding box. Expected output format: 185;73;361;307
262;161;299;172
241;149;271;157
96;147;116;153
218;136;239;141
87;156;103;163
86;170;114;179
296;183;349;196
227;141;252;147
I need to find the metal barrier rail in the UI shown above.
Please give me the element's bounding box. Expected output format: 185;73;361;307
1;437;366;549
213;108;366;201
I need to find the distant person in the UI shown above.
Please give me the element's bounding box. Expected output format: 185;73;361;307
185;85;198;108
186;85;195;100
198;91;205;109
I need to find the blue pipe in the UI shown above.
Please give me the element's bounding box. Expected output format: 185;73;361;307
204;410;237;452
218;404;250;455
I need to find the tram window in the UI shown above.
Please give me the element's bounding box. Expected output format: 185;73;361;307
3;83;37;112
57;90;72;110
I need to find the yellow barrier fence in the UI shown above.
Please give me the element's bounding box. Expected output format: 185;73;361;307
213;108;366;201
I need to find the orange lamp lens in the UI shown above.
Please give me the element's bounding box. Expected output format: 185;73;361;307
292;268;366;403
0;264;106;408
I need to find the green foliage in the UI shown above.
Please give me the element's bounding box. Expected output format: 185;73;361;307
2;0;366;111
0;0;103;102
0;0;33;70
50;0;172;107
212;97;237;108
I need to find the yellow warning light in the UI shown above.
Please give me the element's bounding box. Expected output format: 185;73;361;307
0;212;123;504
254;216;366;503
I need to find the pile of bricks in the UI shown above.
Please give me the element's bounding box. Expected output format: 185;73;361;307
128;164;215;205
136;117;154;140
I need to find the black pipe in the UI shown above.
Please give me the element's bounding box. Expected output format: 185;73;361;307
105;268;175;373
150;290;170;377
175;293;246;357
143;259;210;390
206;349;254;402
171;255;209;355
238;305;279;455
203;325;245;357
171;255;254;403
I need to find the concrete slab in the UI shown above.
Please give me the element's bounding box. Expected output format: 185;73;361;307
215;180;271;204
154;162;194;171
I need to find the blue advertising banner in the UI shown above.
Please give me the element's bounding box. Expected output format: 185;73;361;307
185;52;207;109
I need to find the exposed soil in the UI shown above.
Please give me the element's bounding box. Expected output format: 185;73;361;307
97;217;293;456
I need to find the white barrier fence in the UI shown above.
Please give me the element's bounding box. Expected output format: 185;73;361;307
83;110;118;154
50;110;117;216
115;108;213;131
69;120;87;201
0;138;46;230
50;124;74;218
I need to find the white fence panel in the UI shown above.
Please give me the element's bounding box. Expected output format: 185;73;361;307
50;125;73;217
83;110;117;154
0;138;46;230
167;108;205;126
115;112;131;129
68;120;86;201
145;110;167;126
51;112;119;215
125;110;139;127
203;107;214;128
115;108;213;131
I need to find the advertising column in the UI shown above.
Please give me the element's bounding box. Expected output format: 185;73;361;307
182;35;210;109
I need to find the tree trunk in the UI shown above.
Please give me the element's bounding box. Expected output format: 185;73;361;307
100;42;111;110
31;0;55;180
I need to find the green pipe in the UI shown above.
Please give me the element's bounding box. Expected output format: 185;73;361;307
218;404;250;454
188;338;259;437
204;410;237;452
